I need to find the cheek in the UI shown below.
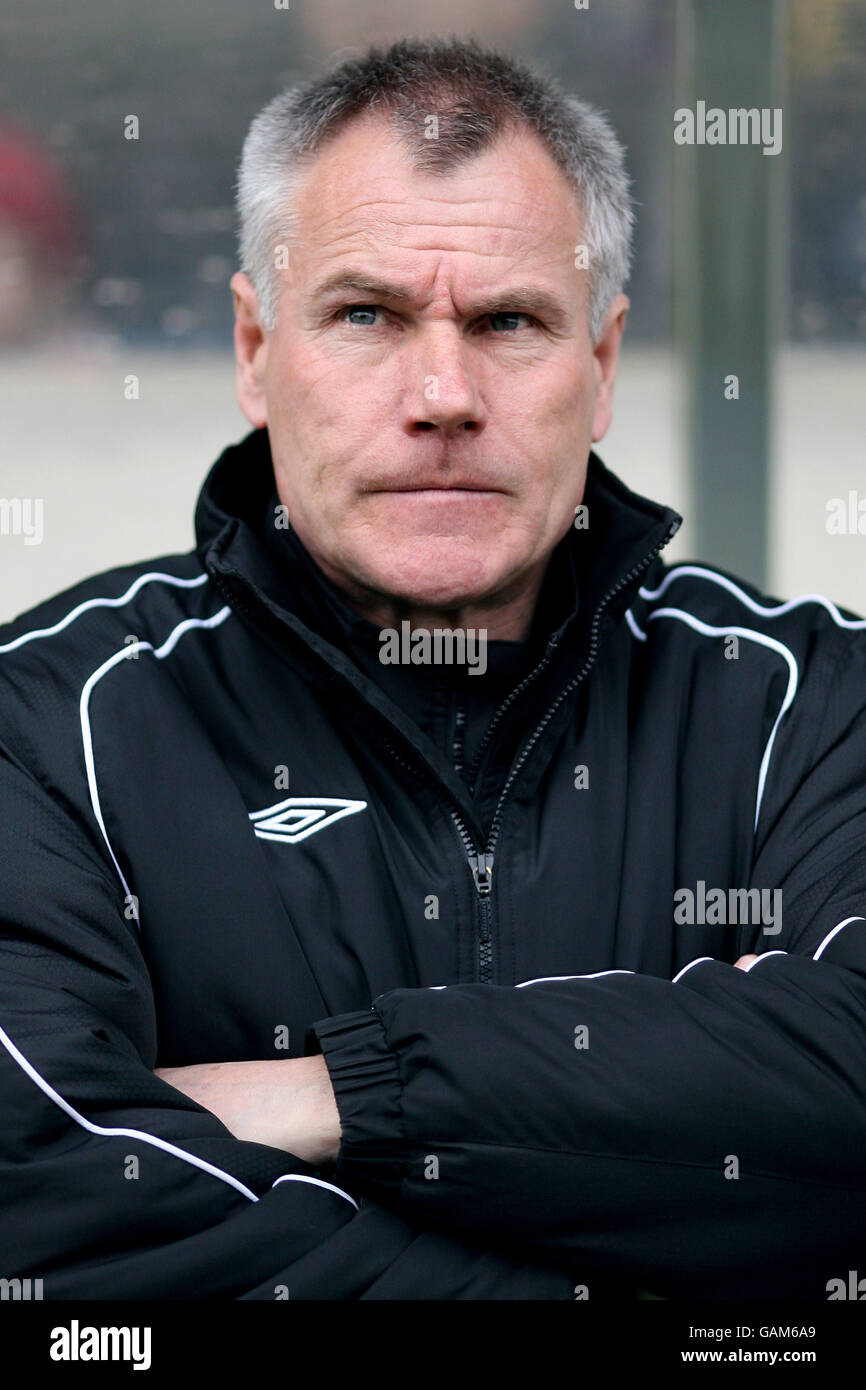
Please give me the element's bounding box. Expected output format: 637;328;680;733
504;358;589;445
550;360;592;418
287;345;391;446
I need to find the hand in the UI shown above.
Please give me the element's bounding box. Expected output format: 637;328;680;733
734;954;758;970
154;1055;342;1167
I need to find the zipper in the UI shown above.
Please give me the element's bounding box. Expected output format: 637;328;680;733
479;521;680;872
452;699;466;778
464;635;559;792
209;519;679;986
376;519;679;984
468;852;494;981
378;729;492;980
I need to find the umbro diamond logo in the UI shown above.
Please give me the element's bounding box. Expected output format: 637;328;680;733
249;796;368;844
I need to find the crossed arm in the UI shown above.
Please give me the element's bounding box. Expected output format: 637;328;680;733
155;953;760;1166
6;616;863;1298
155;1052;343;1166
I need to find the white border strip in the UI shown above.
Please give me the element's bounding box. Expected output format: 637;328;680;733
427;970;637;991
639;565;866;630
271;1173;358;1209
672;956;714;982
515;970;635;988
813;916;865;961
79;608;233;925
0;571;210;653
0;1019;359;1212
627;607;798;832
0;1018;258;1201
624;608;647;643
742;950;788;972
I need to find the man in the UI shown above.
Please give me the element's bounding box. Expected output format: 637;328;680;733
1;36;864;1301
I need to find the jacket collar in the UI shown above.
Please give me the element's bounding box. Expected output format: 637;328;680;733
194;425;681;682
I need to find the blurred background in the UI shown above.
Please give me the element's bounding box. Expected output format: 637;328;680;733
0;0;863;623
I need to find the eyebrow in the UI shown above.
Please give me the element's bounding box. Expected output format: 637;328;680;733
309;270;569;324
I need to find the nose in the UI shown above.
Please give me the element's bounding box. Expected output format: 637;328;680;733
402;325;485;435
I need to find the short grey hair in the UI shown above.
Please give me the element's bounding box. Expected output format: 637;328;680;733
235;35;635;343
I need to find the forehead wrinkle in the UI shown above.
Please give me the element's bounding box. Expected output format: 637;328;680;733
302;183;560;237
307;207;551;247
297;179;579;317
306;216;566;265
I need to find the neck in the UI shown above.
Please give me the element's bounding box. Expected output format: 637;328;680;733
312;556;550;643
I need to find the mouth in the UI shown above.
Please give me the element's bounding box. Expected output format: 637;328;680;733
377;485;501;494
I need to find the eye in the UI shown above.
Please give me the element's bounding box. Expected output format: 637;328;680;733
486;311;535;332
339;303;384;326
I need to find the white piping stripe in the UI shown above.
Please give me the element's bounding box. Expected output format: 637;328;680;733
624;608;647;642
671;956;715;982
79;607;233;926
431;926;864;995
0;571;210;654
627;607;798;832
0;1018;359;1214
515;970;635;988
0;1018;258;1202
271;1173;359;1210
813;916;865;961
428;970;637;990
639;565;866;630
743;950;788;971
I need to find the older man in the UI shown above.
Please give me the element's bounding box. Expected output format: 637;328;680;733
0;37;864;1301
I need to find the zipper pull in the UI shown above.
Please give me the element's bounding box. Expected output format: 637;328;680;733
469;853;494;894
453;700;466;776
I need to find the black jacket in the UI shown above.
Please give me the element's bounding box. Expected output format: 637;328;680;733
1;425;865;1299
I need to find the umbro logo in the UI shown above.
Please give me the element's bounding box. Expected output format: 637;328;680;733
249;796;367;844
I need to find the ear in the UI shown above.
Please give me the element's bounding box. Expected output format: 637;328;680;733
231;271;269;429
590;293;629;443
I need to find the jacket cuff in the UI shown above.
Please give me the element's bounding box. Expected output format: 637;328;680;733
307;1008;407;1190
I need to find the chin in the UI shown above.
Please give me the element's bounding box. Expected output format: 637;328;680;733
358;541;504;611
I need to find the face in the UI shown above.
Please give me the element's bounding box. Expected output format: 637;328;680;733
232;113;628;626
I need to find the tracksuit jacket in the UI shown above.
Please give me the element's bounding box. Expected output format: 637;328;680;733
1;424;865;1300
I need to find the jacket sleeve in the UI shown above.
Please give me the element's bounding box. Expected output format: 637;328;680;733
309;638;866;1299
0;746;572;1300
